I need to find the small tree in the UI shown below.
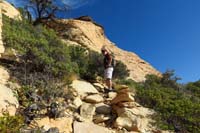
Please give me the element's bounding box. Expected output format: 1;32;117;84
24;0;70;25
161;70;181;90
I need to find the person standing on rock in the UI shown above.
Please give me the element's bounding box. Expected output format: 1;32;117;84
101;46;114;91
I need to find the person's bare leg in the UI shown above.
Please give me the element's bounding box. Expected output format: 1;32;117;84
106;79;112;90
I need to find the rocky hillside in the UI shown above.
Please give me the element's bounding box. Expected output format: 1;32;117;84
48;17;161;82
0;1;168;133
0;0;21;117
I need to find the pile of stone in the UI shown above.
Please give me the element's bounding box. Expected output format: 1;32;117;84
33;80;160;133
111;86;155;132
0;78;166;133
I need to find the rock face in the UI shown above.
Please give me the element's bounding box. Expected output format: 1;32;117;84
0;2;20;115
35;117;73;133
0;84;19;116
0;0;21;19
0;65;9;85
80;103;96;122
0;66;19;116
70;80;99;97
73;121;115;133
50;18;161;82
84;94;104;103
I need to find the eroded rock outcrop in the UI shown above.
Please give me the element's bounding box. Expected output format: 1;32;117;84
0;0;21;20
0;66;19;116
48;18;161;82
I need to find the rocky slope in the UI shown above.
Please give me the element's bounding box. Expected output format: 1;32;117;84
0;0;21;116
0;2;171;133
49;17;161;82
29;80;161;133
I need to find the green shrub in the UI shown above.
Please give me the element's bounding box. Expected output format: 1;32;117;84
134;73;200;132
69;46;130;81
118;71;200;132
2;15;77;79
0;113;24;132
113;60;130;79
69;46;104;81
185;80;200;98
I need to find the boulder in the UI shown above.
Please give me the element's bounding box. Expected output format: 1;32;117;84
95;103;112;115
108;92;117;100
70;80;98;97
84;94;104;103
1;48;20;61
117;102;136;108
93;83;104;88
130;107;155;118
35;117;73;133
0;66;10;85
93;114;111;124
112;105;154;118
114;116;139;131
0;84;19;116
80;103;96;122
112;105;155;132
73;97;83;108
73;121;115;133
93;83;105;91
0;45;5;57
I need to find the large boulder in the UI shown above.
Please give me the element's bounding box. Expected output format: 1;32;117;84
35;117;73;133
80;103;96;122
73;121;115;133
114;116;139;131
84;94;104;103
0;66;9;85
0;66;18;116
95;103;112;115
73;97;83;108
0;84;19;116
93;114;111;124
112;105;155;132
70;80;98;97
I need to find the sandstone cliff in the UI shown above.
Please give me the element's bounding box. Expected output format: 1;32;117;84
50;17;161;82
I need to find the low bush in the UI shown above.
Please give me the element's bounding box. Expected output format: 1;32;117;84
0;113;24;132
2;15;77;80
119;71;200;132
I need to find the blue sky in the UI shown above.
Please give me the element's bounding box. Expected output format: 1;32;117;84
7;0;200;83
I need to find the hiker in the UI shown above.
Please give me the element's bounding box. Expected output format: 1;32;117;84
101;46;114;91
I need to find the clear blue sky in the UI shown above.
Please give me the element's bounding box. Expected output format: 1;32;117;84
7;0;200;83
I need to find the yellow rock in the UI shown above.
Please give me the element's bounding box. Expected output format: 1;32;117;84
111;93;134;105
35;117;73;133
